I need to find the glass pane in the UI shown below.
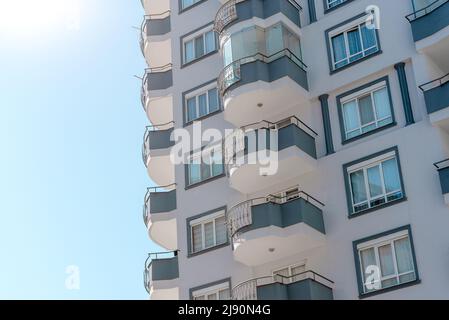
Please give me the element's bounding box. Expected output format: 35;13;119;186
399;273;416;284
184;40;194;63
394;237;414;274
332;34;347;64
189;163;201;185
358;95;375;126
342;100;360;134
207;293;217;300
266;24;283;56
194;295;205;300
373;87;391;121
361;24;377;50
208;88;219;112
204;221;214;248
274;268;289;277
182;0;194;9
195;35;204;59
198;94;208;117
360;248;377;290
215;216;227;245
367;165;383;198
212;150;223;176
350;170;367;205
347;28;362;56
378;244;395;277
192;224;202;252
187;97;197;122
382;158;401;194
205;31;216;54
219;289;230;300
381;277;398;288
201;161;211;180
223;38;233;67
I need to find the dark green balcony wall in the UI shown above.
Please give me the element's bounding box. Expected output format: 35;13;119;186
149;128;175;150
438;167;449;194
150;256;179;281
145;69;173;91
150;189;177;214
257;279;333;300
423;80;449;114
145;16;171;36
410;1;449;41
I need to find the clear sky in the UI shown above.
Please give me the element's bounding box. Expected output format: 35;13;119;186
0;0;160;299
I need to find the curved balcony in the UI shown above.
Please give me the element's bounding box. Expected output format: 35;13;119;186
140;12;172;66
140;0;170;16
232;271;333;300
224;116;317;194
420;73;449;130
142;123;175;186
214;0;301;36
144;251;179;300
227;191;325;266
434;159;449;205
143;184;177;250
219;49;308;127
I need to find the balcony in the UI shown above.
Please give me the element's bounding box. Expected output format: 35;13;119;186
227;191;325;266
214;0;301;35
219;49;309;127
143;184;177;250
434;159;449;205
142;123;175;186
420;73;449;130
144;251;179;300
140;0;170;16
140;12;172;66
224;116;317;194
232;271;333;300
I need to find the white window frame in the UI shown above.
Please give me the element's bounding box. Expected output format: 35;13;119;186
190;210;227;253
328;15;379;70
181;0;203;11
187;146;223;186
326;0;348;9
272;262;306;284
357;230;416;294
192;281;231;300
183;27;216;64
347;151;403;214
268;186;300;204
340;81;393;140
185;83;220;123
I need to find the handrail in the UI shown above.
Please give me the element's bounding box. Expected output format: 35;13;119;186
406;0;448;22
238;116;317;137
143;250;179;294
145;121;175;132
142;123;175;166
143;183;177;226
434;158;449;170
419;73;449;92
231;270;333;300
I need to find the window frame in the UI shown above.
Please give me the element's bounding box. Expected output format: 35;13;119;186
343;146;406;218
181;23;218;67
179;0;208;13
337;76;396;144
185;145;225;189
353;225;420;298
323;0;356;14
189;278;232;300
183;81;221;125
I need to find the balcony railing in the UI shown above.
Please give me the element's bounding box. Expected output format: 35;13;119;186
419;73;449;91
143;250;179;294
434;158;449;195
419;73;449;114
218;49;307;96
232;270;333;300
141;63;173;111
227;190;324;243
142;121;175;166
406;0;448;21
143;183;177;227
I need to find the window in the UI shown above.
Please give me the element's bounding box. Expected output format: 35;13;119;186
273;264;306;283
268;186;300;204
187;146;224;186
190;210;228;253
345;149;404;215
185;85;220;123
355;227;418;295
192;282;231;300
339;79;394;141
183;29;217;65
326;0;349;10
328;17;379;71
180;0;203;11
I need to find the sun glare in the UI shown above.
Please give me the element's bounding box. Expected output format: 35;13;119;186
0;0;80;35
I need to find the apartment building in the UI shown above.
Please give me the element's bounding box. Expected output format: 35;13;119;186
140;0;449;300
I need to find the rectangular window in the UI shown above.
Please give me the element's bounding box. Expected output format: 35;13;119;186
328;18;379;71
183;29;217;65
273;264;306;283
356;228;417;295
326;0;349;10
340;80;393;141
192;281;231;300
181;0;203;11
185;84;220;123
345;149;404;215
190;210;228;253
187;147;224;186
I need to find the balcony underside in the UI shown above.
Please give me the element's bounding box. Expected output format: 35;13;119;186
147;189;177;250
150;286;179;300
425;81;449;132
146;151;175;186
143;37;172;68
145;95;173;128
141;0;169;15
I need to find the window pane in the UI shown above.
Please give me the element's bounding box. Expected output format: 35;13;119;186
223;39;233;66
192;224;202;252
189;163;201;185
360;248;377;290
195;36;204;59
194;295;205;300
347;28;362;56
394;237;414;275
219;289;230;300
382;158;401;193
367;165;383;198
198;94;208;117
208;88;219;113
215;216;227;245
373;87;391;121
358;95;375;126
274;268;289;277
378;244;395;277
204;221;214;248
361;24;377;49
182;0;194;9
266;24;283;56
332;34;347;66
207;293;217;300
201;157;211;180
205;31;216;54
187;97;197;122
350;170;367;205
342;100;360;134
185;40;195;63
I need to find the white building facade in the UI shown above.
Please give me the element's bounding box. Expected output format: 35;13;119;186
140;0;449;300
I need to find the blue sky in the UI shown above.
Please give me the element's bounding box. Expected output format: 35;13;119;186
0;0;160;299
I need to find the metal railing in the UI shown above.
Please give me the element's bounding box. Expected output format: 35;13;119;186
143;183;177;227
434;158;449;170
142;121;175;166
227;190;324;242
406;0;448;21
140;64;173;110
231;270;333;300
218;48;307;96
143;250;179;294
419;73;449;92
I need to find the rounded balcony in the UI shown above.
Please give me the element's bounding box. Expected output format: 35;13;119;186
227;190;325;266
143;184;177;250
232;271;333;300
140;11;172;67
142;123;175;186
140;0;170;16
224;116;317;194
144;251;179;300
